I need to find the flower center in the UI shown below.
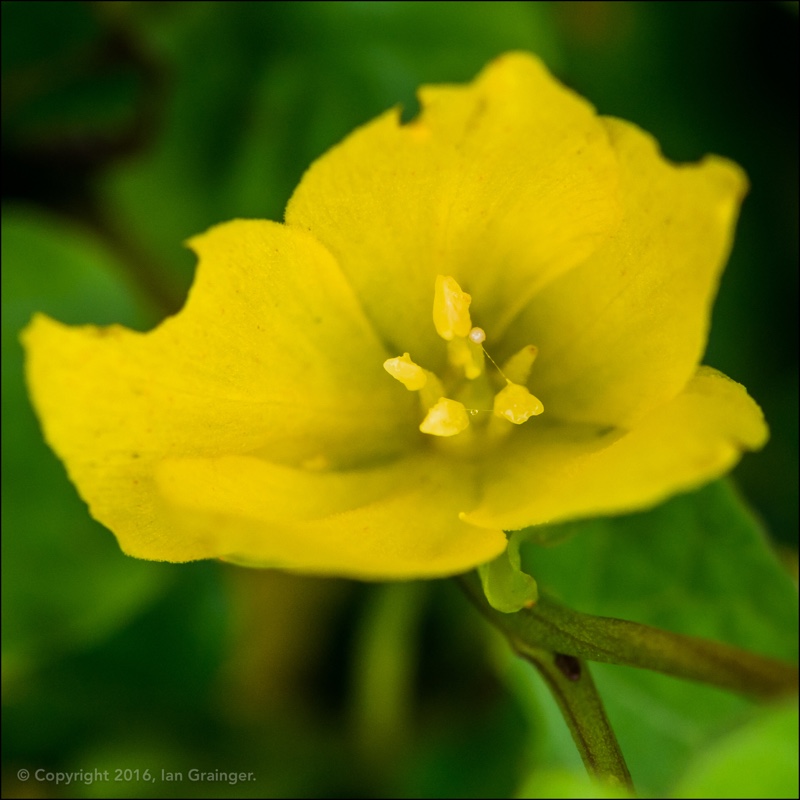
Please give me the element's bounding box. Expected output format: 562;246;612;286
383;275;544;441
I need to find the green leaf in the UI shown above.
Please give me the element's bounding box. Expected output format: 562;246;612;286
672;701;799;799
515;481;798;795
516;767;633;799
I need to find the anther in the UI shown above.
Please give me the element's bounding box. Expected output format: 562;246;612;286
384;276;545;441
493;382;544;424
383;353;427;391
419;398;470;437
433;275;472;341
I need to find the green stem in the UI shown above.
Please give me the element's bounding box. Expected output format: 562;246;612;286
460;572;798;700
460;574;632;789
461;571;798;790
350;583;426;769
514;642;633;791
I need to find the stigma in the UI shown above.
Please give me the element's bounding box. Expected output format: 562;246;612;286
383;275;544;438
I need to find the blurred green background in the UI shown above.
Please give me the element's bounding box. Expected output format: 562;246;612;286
2;2;797;798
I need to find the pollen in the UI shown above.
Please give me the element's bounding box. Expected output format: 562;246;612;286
383;353;427;391
493;382;544;424
433;275;473;341
419;397;470;437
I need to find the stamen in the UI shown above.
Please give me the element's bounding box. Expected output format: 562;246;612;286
447;337;484;380
501;345;539;385
493;382;544;424
383;353;427;391
384;276;545;442
433;275;472;341
420;397;470;437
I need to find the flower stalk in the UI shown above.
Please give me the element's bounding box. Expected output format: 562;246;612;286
459;570;798;788
514;643;633;791
460;571;798;698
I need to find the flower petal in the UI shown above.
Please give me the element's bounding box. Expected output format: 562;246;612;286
506;118;748;427
23;220;418;562
286;52;620;369
464;367;768;531
152;455;506;579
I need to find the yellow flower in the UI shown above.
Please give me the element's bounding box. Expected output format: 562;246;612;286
23;53;767;580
